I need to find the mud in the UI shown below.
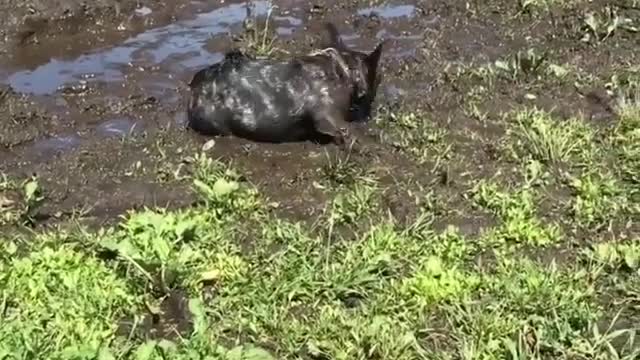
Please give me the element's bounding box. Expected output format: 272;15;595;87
0;0;639;340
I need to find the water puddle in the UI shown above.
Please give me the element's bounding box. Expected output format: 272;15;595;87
357;4;415;19
4;1;276;95
96;118;143;138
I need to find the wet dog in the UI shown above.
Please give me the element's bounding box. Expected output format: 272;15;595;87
186;23;385;147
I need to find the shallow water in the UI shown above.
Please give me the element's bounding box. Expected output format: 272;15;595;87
357;4;416;19
5;1;273;95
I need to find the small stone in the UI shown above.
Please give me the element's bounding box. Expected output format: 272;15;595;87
202;140;216;152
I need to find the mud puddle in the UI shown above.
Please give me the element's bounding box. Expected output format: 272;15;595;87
1;0;290;95
357;4;416;19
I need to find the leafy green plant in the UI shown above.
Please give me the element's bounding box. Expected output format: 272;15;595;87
471;181;562;247
403;256;481;306
583;240;640;272
99;208;247;293
190;153;262;218
0;176;45;226
0;247;139;359
567;171;625;230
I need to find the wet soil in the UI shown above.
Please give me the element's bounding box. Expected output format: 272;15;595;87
1;0;639;341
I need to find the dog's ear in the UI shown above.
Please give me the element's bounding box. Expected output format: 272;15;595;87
321;22;346;50
366;40;384;72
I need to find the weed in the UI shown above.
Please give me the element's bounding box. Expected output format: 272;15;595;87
240;1;279;58
464;49;560;87
98;206;249;295
402;255;481;306
569;311;640;360
471;180;562;247
581;6;638;43
612;98;640;190
518;0;584;15
447;257;598;359
0;175;44;226
494;48;549;83
567;171;626;230
326;179;379;227
607;67;640;102
505;107;596;166
583;240;640;272
0;246;139;359
190;152;262;218
320;150;373;188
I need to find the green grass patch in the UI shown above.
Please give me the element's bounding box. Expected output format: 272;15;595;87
566;170;628;230
504;107;597;166
612;99;640;191
470;180;562;247
1;146;637;359
447;257;598;359
0;246;140;359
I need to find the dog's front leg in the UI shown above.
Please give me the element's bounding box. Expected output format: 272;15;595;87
311;108;352;148
311;108;370;155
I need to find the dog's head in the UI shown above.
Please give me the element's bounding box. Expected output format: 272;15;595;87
320;23;385;120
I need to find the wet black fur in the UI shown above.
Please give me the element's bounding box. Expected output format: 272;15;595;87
186;23;385;145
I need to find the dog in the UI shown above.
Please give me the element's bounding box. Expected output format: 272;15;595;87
186;22;385;147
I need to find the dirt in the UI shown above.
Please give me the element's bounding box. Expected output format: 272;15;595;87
0;0;639;341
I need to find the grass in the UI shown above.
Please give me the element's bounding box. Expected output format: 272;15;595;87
504;107;597;166
2;133;638;358
1;87;638;358
2;1;640;358
239;1;280;58
470;179;562;247
376;110;453;169
0;246;139;359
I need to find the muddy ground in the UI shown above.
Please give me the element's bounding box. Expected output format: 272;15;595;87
0;0;638;235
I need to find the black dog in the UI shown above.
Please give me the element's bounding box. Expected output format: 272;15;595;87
186;23;384;146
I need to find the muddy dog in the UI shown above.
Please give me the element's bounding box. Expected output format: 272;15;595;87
186;23;385;147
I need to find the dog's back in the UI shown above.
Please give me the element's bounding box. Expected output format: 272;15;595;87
187;51;252;136
187;52;350;142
